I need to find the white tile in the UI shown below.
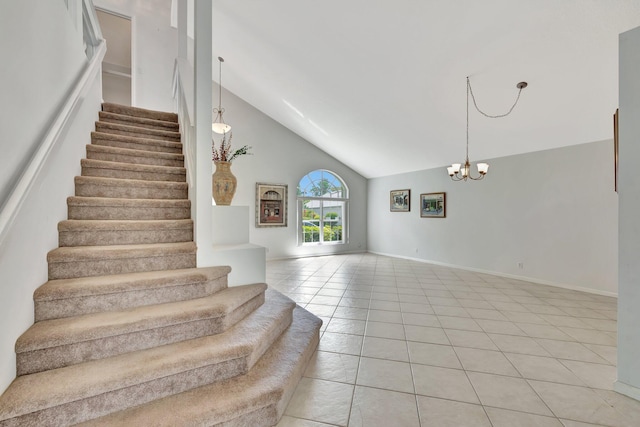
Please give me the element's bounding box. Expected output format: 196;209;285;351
504;353;585;386
444;329;499;351
284;377;354;426
416;396;491;427
467;372;553;416
276;415;336;427
528;380;622;426
455;347;520;376
318;332;363;355
535;339;609;364
365;321;406;340
349;386;420;427
488;333;551;356
325;318;366;335
437;315;483;331
356;357;414;393
404;325;450;345
402;312;440;327
559;360;617;390
408;341;462;369
367;309;403;324
485;407;563;427
361;336;409;362
412;364;479;404
303;350;360;384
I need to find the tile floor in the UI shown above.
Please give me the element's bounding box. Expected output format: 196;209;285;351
266;253;640;427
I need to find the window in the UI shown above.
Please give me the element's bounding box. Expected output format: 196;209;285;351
298;170;348;245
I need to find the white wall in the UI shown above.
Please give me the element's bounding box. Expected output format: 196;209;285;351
368;139;618;295
215;84;368;260
94;0;177;112
616;25;640;401
0;1;87;206
0;2;104;392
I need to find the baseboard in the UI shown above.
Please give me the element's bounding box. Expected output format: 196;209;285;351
614;380;640;402
368;251;618;298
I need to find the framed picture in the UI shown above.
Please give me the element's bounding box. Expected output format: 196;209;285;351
390;189;410;212
420;192;446;218
256;183;288;227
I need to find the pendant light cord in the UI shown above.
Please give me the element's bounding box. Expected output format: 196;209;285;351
467;76;525;119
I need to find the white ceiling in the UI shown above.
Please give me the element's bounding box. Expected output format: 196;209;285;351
210;0;640;179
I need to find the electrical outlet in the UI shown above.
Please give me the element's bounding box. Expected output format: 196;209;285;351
517;262;524;269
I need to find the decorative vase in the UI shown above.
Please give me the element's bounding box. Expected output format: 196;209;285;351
212;161;237;205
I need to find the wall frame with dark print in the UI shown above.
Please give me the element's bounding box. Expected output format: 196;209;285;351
256;183;288;227
390;189;410;212
420;192;446;218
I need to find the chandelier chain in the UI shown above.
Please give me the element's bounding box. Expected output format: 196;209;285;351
467;77;524;119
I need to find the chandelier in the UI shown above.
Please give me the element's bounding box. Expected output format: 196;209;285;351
447;77;527;181
212;56;231;134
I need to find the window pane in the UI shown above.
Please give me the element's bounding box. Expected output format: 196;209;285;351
322;200;344;243
301;199;320;243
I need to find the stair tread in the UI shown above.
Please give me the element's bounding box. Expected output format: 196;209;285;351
35;266;228;301
86;144;184;161
98;111;180;131
91;131;182;152
0;290;295;422
96;121;181;140
17;283;267;352
81;158;186;175
75;175;188;189
48;242;196;263
102;103;178;123
80;304;321;427
67;196;190;208
58;219;193;232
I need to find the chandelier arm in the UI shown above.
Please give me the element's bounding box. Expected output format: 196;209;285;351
467;77;524;119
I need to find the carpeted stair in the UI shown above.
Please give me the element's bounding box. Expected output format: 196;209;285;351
0;103;321;426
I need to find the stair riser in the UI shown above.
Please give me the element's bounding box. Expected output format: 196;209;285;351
82;165;186;182
4;358;247;427
34;275;227;321
96;123;181;142
59;227;193;247
18;294;264;374
86;148;184;167
48;253;196;280
68;205;191;221
75;182;188;200
103;103;178;122
91;134;182;154
99;113;180;132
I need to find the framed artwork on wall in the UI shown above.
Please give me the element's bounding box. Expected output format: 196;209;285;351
420;192;446;218
390;189;410;212
256;183;288;227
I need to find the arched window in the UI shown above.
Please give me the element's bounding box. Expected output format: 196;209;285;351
297;170;349;245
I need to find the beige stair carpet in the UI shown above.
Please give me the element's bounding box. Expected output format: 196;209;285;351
0;102;321;426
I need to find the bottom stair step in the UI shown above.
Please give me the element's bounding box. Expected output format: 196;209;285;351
34;266;231;321
0;290;307;427
79;302;322;427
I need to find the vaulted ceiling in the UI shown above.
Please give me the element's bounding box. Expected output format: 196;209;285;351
210;0;640;179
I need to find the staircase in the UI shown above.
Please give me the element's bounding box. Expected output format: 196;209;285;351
0;103;321;426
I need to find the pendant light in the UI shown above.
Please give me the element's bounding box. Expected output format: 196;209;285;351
212;56;231;134
447;77;527;181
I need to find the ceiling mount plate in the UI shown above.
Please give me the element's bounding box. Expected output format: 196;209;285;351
517;82;528;89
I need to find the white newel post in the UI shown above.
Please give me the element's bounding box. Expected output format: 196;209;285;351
193;0;214;266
